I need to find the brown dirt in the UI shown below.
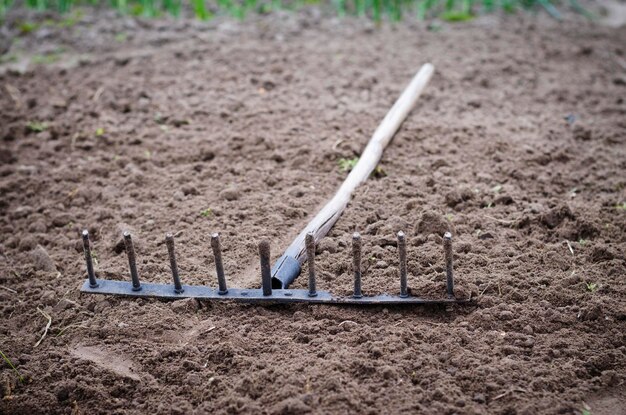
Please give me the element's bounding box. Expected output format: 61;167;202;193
1;9;626;415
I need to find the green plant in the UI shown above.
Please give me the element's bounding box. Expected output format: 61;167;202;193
616;202;626;211
191;0;211;20
372;166;386;177
586;282;598;293
18;21;39;34
0;0;590;20
338;157;359;172
26;121;48;132
200;208;213;217
0;350;24;382
31;49;64;65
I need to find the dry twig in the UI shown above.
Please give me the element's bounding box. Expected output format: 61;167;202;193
35;307;52;347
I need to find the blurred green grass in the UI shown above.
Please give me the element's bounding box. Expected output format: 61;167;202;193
0;0;591;23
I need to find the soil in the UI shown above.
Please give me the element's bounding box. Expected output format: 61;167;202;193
1;7;626;415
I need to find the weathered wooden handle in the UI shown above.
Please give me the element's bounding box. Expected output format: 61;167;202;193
272;63;435;288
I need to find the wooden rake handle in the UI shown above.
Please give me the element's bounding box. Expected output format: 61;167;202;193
271;63;435;289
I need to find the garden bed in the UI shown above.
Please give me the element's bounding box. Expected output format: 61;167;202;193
1;9;625;414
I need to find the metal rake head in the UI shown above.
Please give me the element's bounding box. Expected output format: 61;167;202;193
79;229;470;305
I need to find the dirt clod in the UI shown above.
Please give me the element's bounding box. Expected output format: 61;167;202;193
219;186;241;201
170;298;199;313
415;211;451;236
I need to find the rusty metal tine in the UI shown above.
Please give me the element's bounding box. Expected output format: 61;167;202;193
398;231;408;297
211;233;228;295
305;232;317;297
82;230;98;288
259;240;272;296
123;231;142;291
443;232;454;298
165;234;183;294
352;232;363;298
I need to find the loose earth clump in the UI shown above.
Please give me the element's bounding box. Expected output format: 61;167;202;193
1;9;625;415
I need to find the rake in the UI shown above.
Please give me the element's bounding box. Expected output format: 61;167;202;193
80;63;471;306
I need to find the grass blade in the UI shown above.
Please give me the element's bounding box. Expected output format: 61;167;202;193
537;0;560;19
191;0;211;20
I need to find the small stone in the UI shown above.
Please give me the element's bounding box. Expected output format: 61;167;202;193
31;245;56;272
219;186;240;201
376;260;388;268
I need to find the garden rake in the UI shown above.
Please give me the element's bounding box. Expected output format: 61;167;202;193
79;63;471;306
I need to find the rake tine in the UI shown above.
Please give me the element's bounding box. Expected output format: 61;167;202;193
259;240;272;296
352;232;363;298
397;231;408;298
305;232;317;297
211;233;228;295
123;231;142;291
165;234;183;294
443;232;454;298
82;230;99;288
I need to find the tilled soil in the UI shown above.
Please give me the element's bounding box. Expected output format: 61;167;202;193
1;9;625;415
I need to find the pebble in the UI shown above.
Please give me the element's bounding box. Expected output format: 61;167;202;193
31;245;56;272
